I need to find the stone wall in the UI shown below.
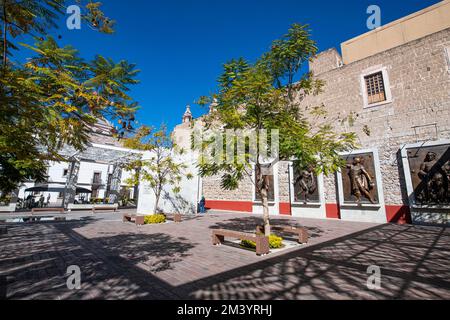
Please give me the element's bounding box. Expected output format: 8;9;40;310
203;29;450;208
310;48;343;76
202;174;253;201
177;28;450;222
298;28;450;207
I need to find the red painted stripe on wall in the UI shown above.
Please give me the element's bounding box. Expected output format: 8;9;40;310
279;203;292;215
385;205;411;224
325;203;341;219
205;200;253;213
206;200;412;224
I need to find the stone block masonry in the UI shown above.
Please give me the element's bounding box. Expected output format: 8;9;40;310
199;28;450;225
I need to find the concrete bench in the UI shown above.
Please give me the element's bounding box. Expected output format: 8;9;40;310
257;225;309;244
31;207;65;214
123;214;144;225
212;229;270;256
92;206;117;213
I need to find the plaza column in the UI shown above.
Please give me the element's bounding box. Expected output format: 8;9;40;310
9;188;20;212
63;159;80;210
133;167;141;205
108;164;122;204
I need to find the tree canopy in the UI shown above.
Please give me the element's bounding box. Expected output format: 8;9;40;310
123;125;193;214
0;1;139;194
195;24;357;235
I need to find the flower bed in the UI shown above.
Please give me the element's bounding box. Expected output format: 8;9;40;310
144;214;166;224
241;234;284;249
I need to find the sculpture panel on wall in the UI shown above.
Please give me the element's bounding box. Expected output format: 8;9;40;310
342;153;379;204
293;164;319;203
407;145;450;206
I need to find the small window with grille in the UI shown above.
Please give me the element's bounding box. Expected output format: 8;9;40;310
364;72;386;105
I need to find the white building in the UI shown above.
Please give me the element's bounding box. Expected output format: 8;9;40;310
12;119;143;211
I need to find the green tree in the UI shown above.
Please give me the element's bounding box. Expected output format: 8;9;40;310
0;1;139;194
123;125;193;214
196;24;357;236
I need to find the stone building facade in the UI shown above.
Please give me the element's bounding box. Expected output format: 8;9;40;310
172;1;450;225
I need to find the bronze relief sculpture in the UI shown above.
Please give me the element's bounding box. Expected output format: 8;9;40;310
293;164;319;203
410;147;450;205
342;154;379;204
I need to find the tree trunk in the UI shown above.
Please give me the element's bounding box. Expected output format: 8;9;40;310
154;192;160;214
259;170;271;237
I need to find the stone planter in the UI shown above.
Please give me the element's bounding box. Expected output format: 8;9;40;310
0;204;16;213
68;204;93;211
67;203;118;212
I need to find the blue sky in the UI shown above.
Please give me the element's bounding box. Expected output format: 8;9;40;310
18;0;441;131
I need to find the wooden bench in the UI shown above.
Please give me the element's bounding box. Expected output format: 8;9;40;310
0;227;7;235
123;213;145;225
92;206;117;213
212;229;270;256
257;225;309;244
31;207;65;214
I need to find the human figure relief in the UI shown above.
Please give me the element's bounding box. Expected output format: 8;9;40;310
444;161;450;203
347;156;376;204
417;152;448;204
430;173;445;203
295;165;317;203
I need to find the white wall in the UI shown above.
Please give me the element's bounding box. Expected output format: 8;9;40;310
137;151;199;215
47;161;70;184
120;169;133;186
77;162;109;185
15;143;142;208
18;161;109;204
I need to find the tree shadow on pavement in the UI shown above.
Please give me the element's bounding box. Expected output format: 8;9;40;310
1;219;196;299
209;216;325;239
2;217;449;300
178;223;450;300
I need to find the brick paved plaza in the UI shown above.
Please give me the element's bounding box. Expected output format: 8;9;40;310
0;210;449;300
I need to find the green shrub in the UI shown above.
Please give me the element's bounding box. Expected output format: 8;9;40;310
0;195;11;205
144;214;166;224
241;234;283;249
90;198;104;204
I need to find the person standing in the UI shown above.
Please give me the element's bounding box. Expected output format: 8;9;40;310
26;194;33;209
39;194;45;208
199;196;206;214
46;194;51;207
